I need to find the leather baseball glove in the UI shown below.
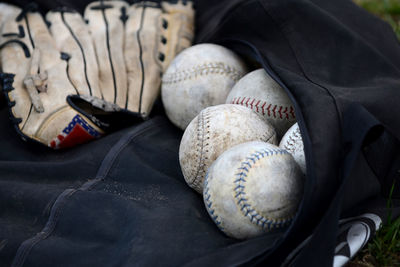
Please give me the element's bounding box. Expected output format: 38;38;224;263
0;0;194;148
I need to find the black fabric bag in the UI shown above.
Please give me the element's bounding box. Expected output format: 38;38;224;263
1;0;399;266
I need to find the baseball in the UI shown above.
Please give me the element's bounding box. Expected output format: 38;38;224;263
279;123;306;174
161;43;247;130
203;141;304;239
226;68;296;138
179;104;277;194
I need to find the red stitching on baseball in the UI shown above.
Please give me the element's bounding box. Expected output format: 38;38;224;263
255;100;260;112
267;104;272;117
261;102;266;115
290;106;295;119
249;98;255;109
230;97;296;120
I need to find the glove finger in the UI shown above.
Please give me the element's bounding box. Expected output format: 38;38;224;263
124;2;163;117
1;5;37;124
0;3;23;71
159;0;195;72
46;7;103;99
123;0;195;118
0;3;21;25
84;0;128;108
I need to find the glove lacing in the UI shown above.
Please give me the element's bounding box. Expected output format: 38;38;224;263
0;3;47;113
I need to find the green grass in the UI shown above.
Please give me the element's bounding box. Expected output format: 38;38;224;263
350;211;400;266
347;3;400;265
349;183;400;266
367;218;400;266
354;0;400;39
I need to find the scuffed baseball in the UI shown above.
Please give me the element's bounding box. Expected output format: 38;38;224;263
204;141;304;239
179;104;277;194
279;123;306;174
226;68;296;138
162;43;247;130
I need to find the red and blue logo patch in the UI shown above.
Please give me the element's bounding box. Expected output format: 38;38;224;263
50;114;102;149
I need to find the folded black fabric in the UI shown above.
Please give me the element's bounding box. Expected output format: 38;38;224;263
1;0;399;266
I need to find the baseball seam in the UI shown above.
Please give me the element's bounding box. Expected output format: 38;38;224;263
234;148;294;230
161;61;244;84
191;109;210;192
262;130;277;145
204;172;224;231
230;97;296;120
283;126;302;154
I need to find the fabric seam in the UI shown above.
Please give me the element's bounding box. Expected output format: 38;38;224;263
257;0;344;138
10;118;162;267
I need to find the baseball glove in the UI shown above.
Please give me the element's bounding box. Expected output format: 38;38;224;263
0;0;195;148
